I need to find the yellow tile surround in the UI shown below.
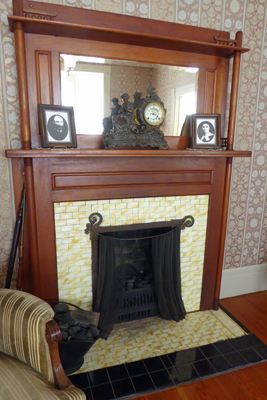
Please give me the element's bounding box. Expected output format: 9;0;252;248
54;195;209;313
54;196;244;375
81;309;245;373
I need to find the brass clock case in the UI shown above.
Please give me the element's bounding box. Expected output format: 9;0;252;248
143;101;166;126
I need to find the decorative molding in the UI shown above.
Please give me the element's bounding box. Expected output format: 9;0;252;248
23;8;57;20
220;263;267;299
213;34;237;47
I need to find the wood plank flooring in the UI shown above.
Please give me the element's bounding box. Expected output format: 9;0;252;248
131;291;267;400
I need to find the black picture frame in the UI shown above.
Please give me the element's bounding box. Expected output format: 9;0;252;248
38;104;77;148
191;114;221;149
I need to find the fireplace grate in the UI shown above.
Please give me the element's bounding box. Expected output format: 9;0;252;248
117;286;159;323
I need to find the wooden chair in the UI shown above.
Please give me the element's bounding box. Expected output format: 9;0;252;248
0;289;86;399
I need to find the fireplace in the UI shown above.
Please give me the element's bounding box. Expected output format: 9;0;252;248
85;213;194;337
54;195;208;316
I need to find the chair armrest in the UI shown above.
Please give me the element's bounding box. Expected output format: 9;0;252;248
46;320;73;390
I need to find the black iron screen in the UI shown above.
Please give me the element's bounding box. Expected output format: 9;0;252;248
85;214;194;339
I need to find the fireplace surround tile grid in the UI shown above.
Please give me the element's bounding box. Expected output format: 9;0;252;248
69;331;267;400
80;308;245;373
54;195;208;313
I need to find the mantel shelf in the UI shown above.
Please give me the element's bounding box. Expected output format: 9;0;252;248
6;149;251;158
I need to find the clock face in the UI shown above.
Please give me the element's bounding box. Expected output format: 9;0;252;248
144;102;165;126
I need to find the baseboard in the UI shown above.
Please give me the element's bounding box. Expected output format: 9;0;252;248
219;263;267;299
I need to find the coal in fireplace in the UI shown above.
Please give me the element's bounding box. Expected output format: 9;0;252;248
85;213;194;339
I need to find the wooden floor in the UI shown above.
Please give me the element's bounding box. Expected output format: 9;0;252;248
132;291;267;400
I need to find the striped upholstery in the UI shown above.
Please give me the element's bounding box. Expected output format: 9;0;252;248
0;289;86;400
0;352;85;400
0;289;54;383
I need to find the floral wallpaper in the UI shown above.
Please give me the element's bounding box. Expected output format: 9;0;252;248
0;0;267;288
110;64;154;106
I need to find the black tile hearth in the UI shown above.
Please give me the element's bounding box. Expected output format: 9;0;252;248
125;360;147;377
131;373;155;392
167;347;205;367
214;339;236;354
198;343;221;358
175;362;200;382
208;355;232;373
87;368;110;386
239;348;263;363
143;356;165;372
91;383;115;400
107;364;129;381
228;336;250;351
69;323;267;400
150;369;174;389
192;359;216;377
254;343;267;358
112;378;135;398
225;351;248;368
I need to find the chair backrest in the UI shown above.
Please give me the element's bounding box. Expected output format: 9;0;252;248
0;289;55;383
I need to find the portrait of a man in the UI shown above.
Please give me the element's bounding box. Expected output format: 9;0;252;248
47;114;69;141
38;104;77;148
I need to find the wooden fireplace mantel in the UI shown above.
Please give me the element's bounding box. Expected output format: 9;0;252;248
6;0;250;311
6;149;251;159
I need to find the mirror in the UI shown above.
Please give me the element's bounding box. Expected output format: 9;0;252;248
60;54;198;136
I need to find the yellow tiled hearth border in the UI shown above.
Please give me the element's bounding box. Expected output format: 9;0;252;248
54;195;208;313
81;309;245;373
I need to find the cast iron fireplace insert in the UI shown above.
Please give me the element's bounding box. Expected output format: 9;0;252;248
85;213;194;339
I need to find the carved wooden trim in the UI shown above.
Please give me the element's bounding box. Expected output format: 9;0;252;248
213;34;237;47
23;8;57;20
45;319;73;390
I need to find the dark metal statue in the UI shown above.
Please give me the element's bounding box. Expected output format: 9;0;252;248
102;97;122;134
102;88;169;149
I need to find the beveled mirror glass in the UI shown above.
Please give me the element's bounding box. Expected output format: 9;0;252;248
60;54;198;136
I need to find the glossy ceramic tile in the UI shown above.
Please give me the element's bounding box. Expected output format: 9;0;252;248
81;308;245;372
54;195;208;312
69;331;267;400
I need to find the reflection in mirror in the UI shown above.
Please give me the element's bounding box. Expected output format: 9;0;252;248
60;54;198;136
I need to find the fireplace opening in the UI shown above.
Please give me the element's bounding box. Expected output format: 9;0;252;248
85;213;194;339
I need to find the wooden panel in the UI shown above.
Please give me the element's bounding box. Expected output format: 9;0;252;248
52;185;213;203
14;22;31;149
35;50;53;104
11;158;32;293
32;158;58;301
51;51;61;105
52;171;212;190
49;154;221;172
200;157;226;310
214;57;229;135
204;70;216;113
